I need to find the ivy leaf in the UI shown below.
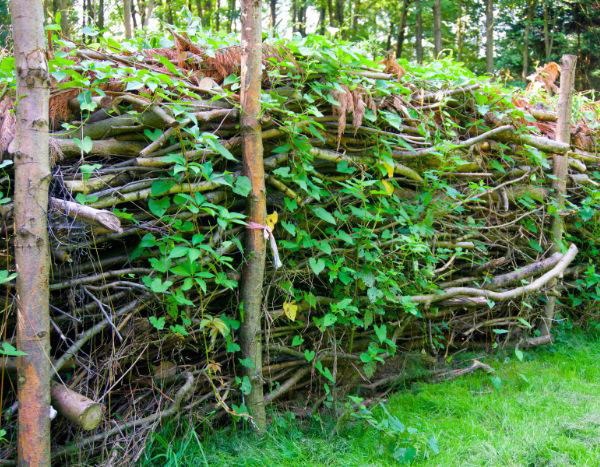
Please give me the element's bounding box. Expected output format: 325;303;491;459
304;350;315;362
312;207;336;225
73;136;93;154
283;301;298;321
149;316;166;331
292;335;304;346
309;257;325;275
148;197;170;217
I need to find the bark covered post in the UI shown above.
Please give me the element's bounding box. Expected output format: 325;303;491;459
10;0;52;464
239;0;267;431
540;54;577;337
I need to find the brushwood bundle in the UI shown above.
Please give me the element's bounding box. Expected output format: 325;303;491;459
0;31;598;463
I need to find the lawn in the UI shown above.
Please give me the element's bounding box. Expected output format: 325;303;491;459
140;332;600;466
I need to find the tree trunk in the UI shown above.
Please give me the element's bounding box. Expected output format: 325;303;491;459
215;0;220;30
540;54;577;338
543;0;553;60
352;0;360;35
327;0;334;26
335;0;343;26
204;0;212;27
130;0;138;29
9;0;52;464
485;0;494;73
195;0;203;23
270;0;277;29
57;0;71;36
522;0;535;79
98;0;105;29
396;0;409;58
456;0;463;61
318;1;326;34
240;0;267;432
123;0;133;38
415;0;423;63
433;0;441;58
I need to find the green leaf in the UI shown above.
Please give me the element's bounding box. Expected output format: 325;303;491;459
0;270;17;285
0;342;26;357
528;238;544;253
304;350;315;362
515;348;524;361
374;324;387;343
309;257;325;275
150;277;172;293
312;207;336;225
239;357;255;369
490;375;502;390
151;179;175;196
240;375;252;395
292;335;304;346
232;176;252;197
148;197;170;217
149;316;166;331
205;136;237;161
73;136;93;154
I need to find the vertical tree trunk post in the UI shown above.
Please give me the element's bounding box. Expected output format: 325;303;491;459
485;0;494;73
123;0;133;38
415;0;423;63
10;0;52;464
239;0;267;432
540;54;577;338
433;0;441;58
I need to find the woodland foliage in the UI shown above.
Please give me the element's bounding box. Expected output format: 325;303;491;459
0;18;598;464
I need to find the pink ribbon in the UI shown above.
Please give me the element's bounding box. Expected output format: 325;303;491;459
247;221;282;269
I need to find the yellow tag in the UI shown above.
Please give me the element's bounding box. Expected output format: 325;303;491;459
283;301;298;321
383;162;395;179
381;179;394;196
266;211;278;230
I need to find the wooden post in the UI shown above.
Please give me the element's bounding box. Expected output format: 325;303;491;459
540;54;577;337
10;0;52;464
239;0;267;431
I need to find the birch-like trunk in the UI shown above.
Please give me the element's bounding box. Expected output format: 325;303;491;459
10;0;52;464
239;0;267;432
541;54;577;338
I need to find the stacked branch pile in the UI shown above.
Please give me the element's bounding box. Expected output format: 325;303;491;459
0;34;598;462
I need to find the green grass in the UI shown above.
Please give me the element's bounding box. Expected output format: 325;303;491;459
140;332;600;466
